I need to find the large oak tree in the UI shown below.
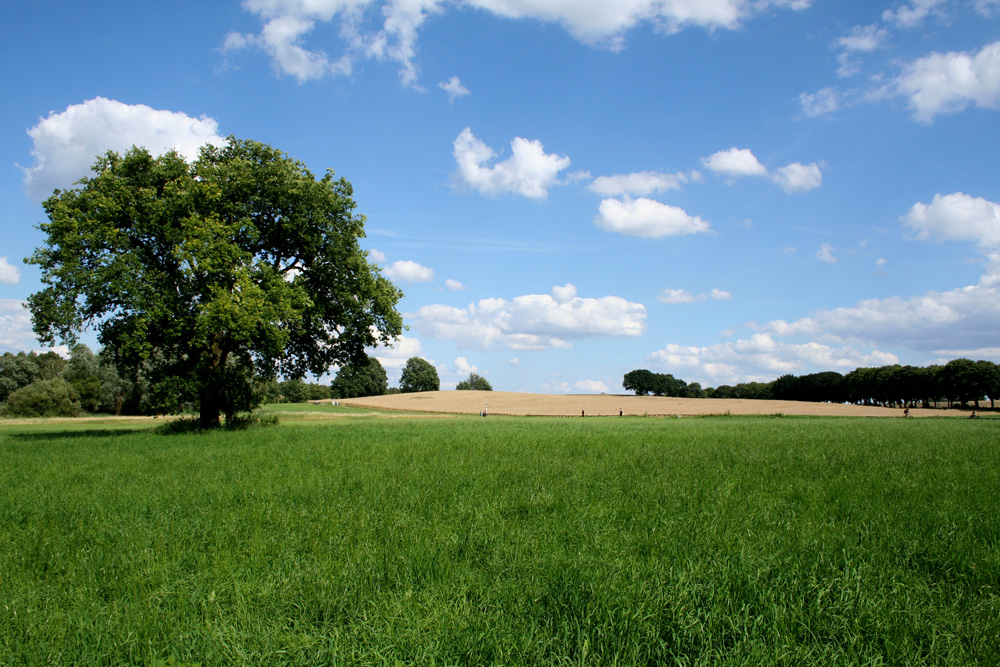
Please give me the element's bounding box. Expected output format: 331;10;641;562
27;138;403;428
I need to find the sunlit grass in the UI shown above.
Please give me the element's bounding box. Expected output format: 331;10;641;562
1;416;998;665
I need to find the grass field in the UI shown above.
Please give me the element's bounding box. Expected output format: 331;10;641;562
1;411;998;665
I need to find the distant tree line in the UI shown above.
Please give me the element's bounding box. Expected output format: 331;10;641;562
624;358;1000;409
1;348;487;418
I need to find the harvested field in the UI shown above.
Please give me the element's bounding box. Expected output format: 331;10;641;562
339;390;943;417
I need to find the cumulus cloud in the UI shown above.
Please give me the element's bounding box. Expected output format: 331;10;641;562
588;170;696;196
659;287;731;304
454;356;477;375
226;0;433;85
414;284;646;350
445;278;466;291
882;0;946;28
903;192;1000;248
370;333;424;372
702;147;768;178
659;289;702;304
771;162;823;193
760;284;1000;354
575;379;609;393
384;259;434;282
648;334;898;385
837;24;888;52
21;98;226;201
0;258;21;285
703;147;822;192
0;300;35;353
816;243;837;263
799;87;843;117
595;197;711;238
226;0;811;84
439;75;470;102
452;127;571;199
897;41;1000;122
368;248;387;263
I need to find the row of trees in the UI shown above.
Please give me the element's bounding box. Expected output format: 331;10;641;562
1;348;489;417
624;358;1000;409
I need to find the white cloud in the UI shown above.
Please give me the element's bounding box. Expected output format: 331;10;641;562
465;0;810;46
903;192;1000;248
816;243;837;263
882;0;946;28
452;127;571;199
595;197;711;238
799;87;843;117
702;147;822;193
454;356;477;375
21;98;226;201
229;0;810;85
445;278;466;291
588;170;695;196
439;75;470;102
975;0;1000;16
227;0;435;85
771;162;823;193
837;24;888;52
648;334;898;385
371;333;423;371
659;288;703;304
0;300;35;353
0;258;21;285
414;284;647;350
659;287;732;304
384;259;434;282
368;248;387;263
897;41;1000;123
702;147;768;178
575;379;609;393
760;283;1000;353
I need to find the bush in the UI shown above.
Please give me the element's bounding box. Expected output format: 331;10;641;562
0;379;81;418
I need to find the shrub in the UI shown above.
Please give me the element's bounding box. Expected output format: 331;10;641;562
1;379;81;418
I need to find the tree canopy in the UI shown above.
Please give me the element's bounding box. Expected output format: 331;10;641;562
399;357;439;393
331;356;388;398
456;372;492;391
27;138;403;427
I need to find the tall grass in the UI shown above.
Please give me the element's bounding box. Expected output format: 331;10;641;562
1;417;998;665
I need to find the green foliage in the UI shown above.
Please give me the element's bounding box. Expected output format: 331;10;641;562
0;378;80;417
622;369;687;396
331;356;388;398
0;352;42;402
399;356;439;393
279;378;311;404
456;372;492;391
1;417;999;664
27;138;402;428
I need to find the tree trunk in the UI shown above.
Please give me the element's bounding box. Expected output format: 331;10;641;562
198;338;228;429
199;384;222;429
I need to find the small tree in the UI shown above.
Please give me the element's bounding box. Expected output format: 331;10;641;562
400;357;439;393
623;369;656;396
456;372;492;391
331;357;388;398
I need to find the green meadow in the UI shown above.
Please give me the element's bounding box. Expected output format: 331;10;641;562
1;411;998;665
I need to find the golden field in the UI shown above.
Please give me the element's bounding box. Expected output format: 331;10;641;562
338;390;940;417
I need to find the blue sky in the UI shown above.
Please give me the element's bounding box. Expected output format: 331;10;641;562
2;0;999;393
